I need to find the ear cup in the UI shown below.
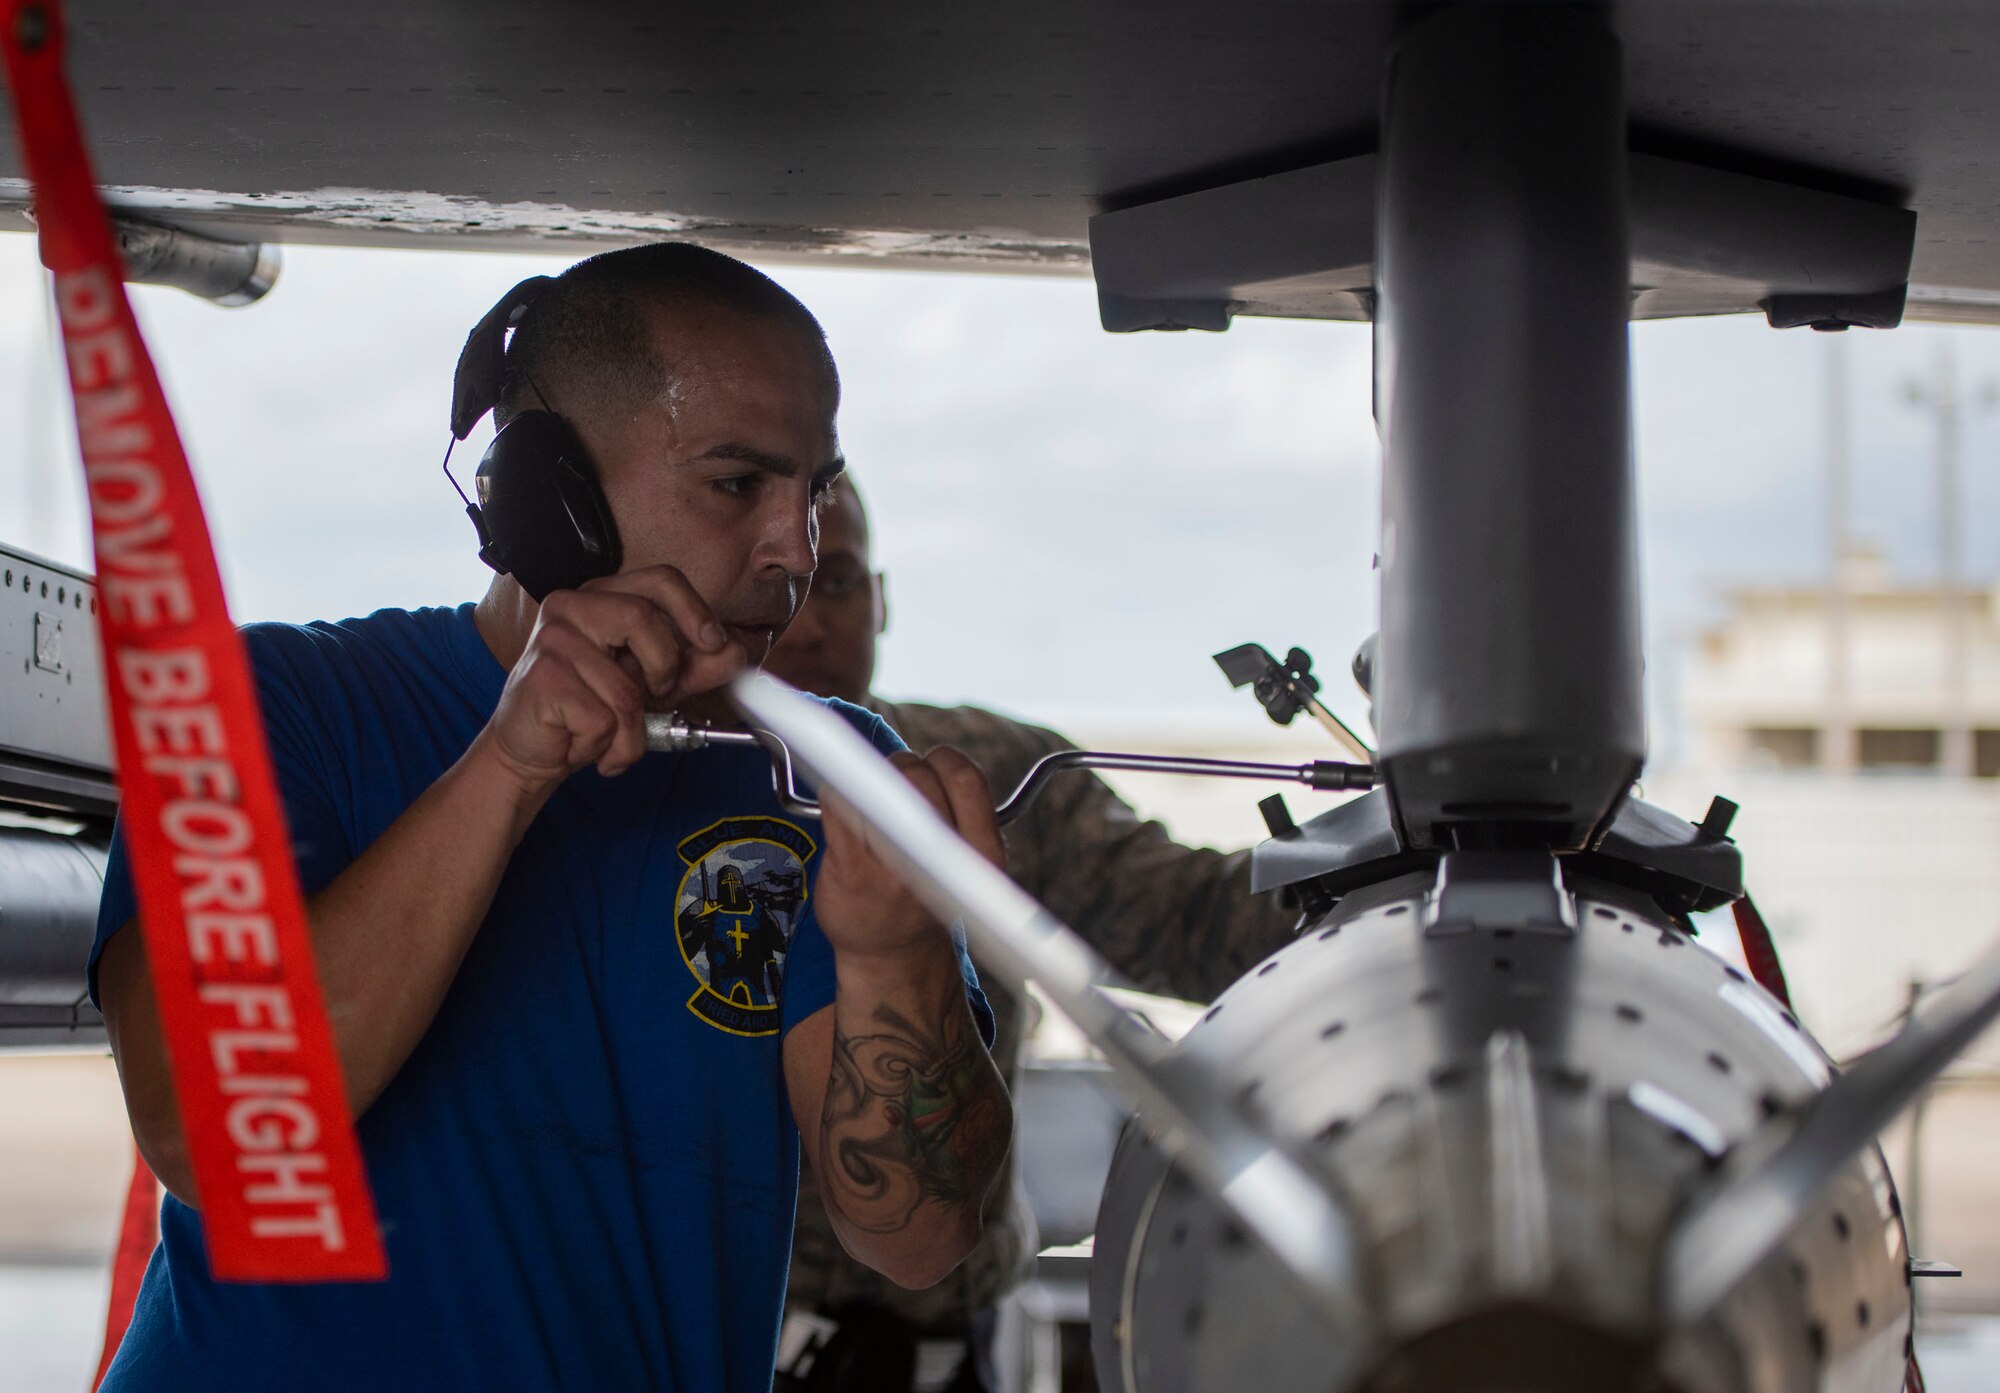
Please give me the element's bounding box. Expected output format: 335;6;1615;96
471;411;623;601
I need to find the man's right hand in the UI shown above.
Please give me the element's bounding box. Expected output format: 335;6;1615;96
104;566;758;1203
478;566;751;796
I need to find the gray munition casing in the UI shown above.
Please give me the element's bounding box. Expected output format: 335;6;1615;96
1087;866;1910;1393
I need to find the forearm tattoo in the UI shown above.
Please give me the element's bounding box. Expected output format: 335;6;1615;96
818;998;1008;1236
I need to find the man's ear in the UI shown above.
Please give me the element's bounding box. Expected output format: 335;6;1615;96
872;571;889;636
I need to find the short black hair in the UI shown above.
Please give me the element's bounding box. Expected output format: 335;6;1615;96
495;242;830;427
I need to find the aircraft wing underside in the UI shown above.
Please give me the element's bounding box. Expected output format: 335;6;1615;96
1;0;1999;324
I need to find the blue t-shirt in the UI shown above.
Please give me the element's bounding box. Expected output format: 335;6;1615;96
89;603;992;1392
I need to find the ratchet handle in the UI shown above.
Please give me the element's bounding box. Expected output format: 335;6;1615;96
642;714;1376;825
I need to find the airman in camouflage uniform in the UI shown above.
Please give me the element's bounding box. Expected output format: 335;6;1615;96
765;483;1298;1391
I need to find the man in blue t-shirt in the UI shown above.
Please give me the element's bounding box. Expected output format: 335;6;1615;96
89;244;1011;1391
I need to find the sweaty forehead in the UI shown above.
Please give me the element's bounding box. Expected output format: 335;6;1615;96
641;298;839;410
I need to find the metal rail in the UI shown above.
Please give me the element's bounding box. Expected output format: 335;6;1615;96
643;713;1375;825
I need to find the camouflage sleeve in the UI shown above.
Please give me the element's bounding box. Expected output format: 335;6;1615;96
882;699;1298;1005
988;717;1301;1003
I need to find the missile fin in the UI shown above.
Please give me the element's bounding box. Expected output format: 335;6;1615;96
1664;930;2000;1323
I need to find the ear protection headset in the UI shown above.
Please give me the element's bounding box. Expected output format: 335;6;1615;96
443;275;623;601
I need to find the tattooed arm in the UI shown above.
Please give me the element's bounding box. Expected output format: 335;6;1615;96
786;947;1009;1283
783;747;1012;1289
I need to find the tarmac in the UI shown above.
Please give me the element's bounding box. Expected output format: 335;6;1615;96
0;1055;129;1263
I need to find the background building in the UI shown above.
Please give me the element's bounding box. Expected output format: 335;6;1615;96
1657;556;2000;1317
1685;547;2000;780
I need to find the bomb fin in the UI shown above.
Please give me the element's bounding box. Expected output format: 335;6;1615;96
1664;930;2000;1323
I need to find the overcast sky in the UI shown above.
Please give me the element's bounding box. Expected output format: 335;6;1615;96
3;232;1999;750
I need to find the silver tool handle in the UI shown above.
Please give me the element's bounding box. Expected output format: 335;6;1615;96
727;674;1366;1323
642;714;1375;826
642;714;821;817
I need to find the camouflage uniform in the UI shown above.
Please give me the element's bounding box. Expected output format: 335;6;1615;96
785;699;1299;1333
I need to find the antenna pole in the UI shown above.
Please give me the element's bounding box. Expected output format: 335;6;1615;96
1825;335;1857;773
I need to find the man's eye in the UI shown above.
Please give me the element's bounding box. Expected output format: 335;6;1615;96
713;475;759;498
814;569;866;599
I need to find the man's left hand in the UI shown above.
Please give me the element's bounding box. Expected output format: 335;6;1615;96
812;746;1002;961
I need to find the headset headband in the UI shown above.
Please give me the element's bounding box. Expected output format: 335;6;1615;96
449;274;556;440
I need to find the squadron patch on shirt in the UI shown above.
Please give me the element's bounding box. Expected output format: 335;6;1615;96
674;815;819;1036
